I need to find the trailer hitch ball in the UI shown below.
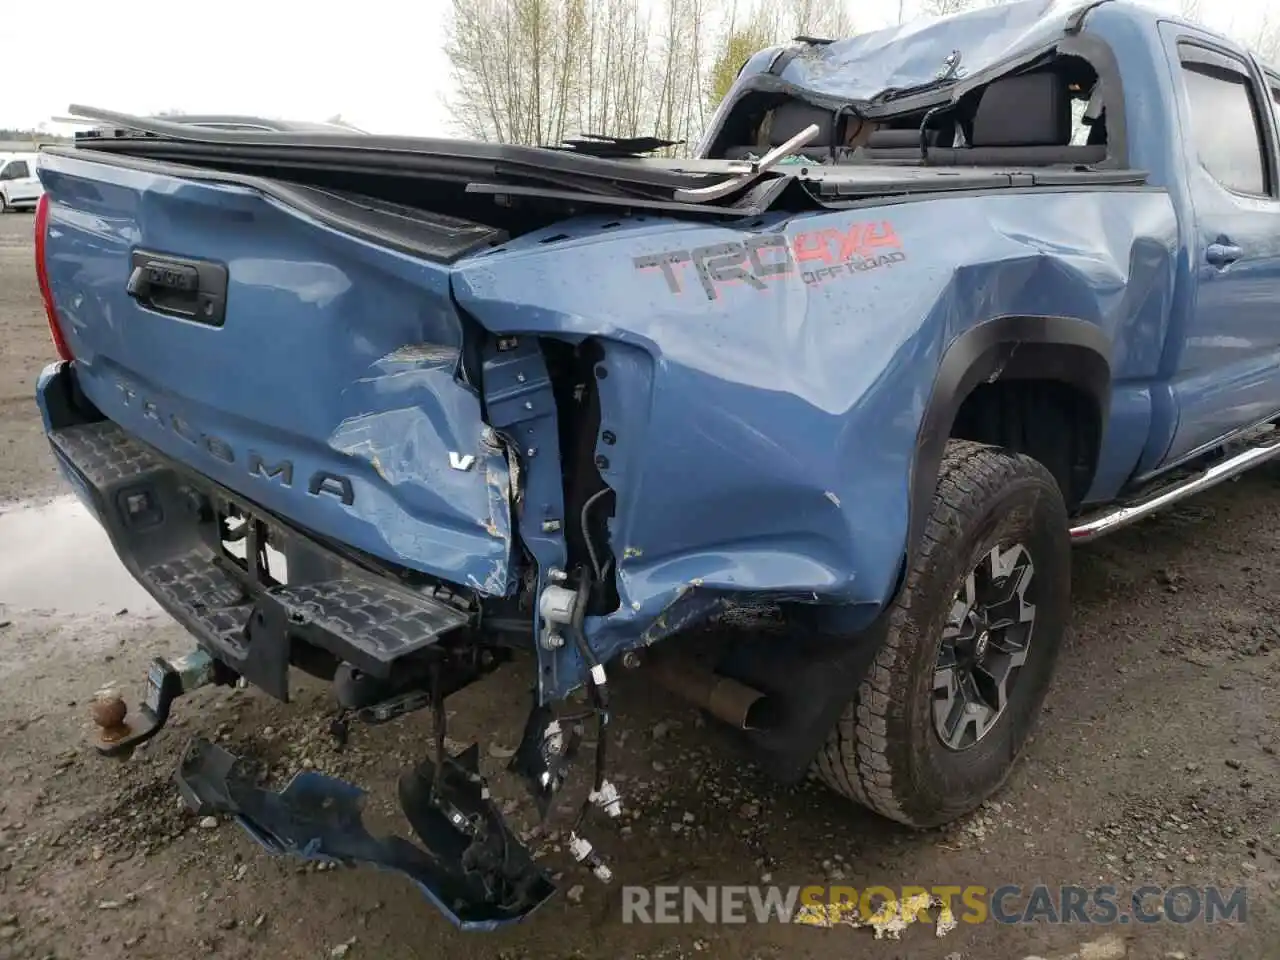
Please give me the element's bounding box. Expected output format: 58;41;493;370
91;689;131;745
88;648;221;759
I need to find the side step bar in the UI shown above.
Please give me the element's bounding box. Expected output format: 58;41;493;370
1070;434;1280;543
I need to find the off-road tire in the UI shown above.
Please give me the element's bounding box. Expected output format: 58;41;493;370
814;440;1071;827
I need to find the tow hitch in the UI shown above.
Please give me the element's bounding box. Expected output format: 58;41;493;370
88;568;621;929
90;649;225;757
95;647;561;927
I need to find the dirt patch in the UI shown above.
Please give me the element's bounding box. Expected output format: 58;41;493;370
0;211;1276;959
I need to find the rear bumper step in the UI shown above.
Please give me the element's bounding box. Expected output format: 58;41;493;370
48;420;474;699
53;415;559;927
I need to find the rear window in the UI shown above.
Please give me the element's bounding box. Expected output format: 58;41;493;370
1181;59;1269;196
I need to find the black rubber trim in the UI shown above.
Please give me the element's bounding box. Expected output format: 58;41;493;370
768;45;804;77
67;103;714;193
70;139;678;202
1178;43;1251;76
907;315;1112;571
159;114;357;133
1059;33;1130;169
42;147;507;264
269;189;508;263
1065;0;1114;34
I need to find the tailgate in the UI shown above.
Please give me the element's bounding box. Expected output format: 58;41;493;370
37;151;514;595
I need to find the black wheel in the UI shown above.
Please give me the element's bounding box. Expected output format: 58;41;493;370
814;440;1070;827
0;193;8;214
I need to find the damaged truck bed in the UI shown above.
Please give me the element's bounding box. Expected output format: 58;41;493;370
29;0;1280;929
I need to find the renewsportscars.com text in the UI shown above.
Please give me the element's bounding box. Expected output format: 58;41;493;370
620;884;1248;926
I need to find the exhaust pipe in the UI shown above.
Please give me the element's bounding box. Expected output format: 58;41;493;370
644;653;772;730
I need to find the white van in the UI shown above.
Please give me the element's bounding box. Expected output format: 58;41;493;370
0;153;43;212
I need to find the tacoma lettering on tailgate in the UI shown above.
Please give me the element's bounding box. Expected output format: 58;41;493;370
113;379;355;505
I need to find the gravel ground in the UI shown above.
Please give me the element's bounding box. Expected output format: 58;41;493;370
0;210;1276;960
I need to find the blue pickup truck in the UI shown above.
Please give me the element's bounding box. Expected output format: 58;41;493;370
29;0;1280;929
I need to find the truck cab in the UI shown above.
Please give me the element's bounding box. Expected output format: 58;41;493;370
701;3;1280;495
1135;21;1280;473
0;152;43;211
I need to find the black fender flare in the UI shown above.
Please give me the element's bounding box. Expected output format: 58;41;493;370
905;315;1113;577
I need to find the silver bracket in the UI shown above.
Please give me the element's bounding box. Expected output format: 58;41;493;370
538;583;578;652
674;123;821;202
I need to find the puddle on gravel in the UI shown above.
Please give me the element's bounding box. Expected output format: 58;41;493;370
0;496;162;615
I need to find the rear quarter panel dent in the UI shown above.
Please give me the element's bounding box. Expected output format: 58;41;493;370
453;191;1175;655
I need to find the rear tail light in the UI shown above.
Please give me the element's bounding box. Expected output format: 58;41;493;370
34;193;73;362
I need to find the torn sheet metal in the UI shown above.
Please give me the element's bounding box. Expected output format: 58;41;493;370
737;0;1081;105
455;176;1176;694
330;344;516;596
176;737;555;931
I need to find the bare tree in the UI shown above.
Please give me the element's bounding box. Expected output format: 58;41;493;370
921;0;975;17
706;13;777;108
445;0;594;145
444;0;514;141
704;0;855;112
784;0;853;39
1252;14;1280;65
441;0;852;150
682;0;713;145
574;0;651;139
548;0;589;145
652;0;694;147
1178;0;1202;23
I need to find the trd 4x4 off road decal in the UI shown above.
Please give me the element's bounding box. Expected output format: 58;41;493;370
633;220;906;301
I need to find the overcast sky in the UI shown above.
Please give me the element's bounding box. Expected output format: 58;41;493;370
4;0;1271;137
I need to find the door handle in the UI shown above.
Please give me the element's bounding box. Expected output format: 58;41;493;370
126;250;228;327
1206;242;1243;267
